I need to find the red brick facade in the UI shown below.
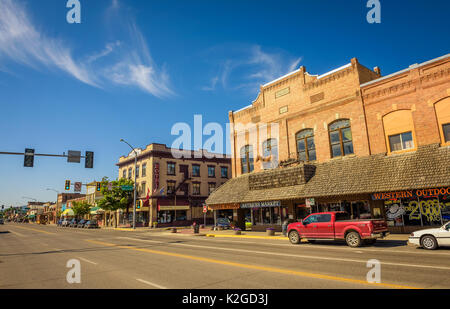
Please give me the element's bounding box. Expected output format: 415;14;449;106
230;54;450;177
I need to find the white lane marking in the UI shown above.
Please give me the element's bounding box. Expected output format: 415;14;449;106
120;236;450;271
188;236;450;257
9;230;26;237
78;257;98;265
136;278;167;289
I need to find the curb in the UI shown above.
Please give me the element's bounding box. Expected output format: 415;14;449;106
206;234;288;240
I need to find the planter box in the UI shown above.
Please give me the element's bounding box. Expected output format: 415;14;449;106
234;230;242;235
266;229;275;236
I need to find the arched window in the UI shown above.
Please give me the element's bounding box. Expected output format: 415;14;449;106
262;138;278;169
329;119;354;158
296;129;316;162
382;110;416;153
240;145;254;174
435;97;450;145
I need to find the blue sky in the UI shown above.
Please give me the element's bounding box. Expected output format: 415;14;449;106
0;0;449;207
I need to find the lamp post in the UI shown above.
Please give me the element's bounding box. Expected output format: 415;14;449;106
120;139;138;230
46;188;60;194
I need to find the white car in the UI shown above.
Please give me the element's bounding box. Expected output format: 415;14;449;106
408;222;450;250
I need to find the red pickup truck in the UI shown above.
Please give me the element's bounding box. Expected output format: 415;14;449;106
287;211;389;247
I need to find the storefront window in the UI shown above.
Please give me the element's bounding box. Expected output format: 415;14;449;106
252;206;288;225
158;211;174;223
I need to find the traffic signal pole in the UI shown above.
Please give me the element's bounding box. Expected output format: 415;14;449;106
0;150;94;168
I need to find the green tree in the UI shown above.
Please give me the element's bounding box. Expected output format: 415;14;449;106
97;177;134;227
72;201;92;218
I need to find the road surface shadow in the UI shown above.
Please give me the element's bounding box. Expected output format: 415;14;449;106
304;239;408;248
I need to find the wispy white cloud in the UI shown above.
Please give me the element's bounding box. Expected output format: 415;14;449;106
201;44;302;93
0;0;173;98
0;0;98;86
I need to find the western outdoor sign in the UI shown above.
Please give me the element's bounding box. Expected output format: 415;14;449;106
371;187;450;201
241;201;281;209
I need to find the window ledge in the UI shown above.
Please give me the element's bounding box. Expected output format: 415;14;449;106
387;149;417;156
329;154;357;161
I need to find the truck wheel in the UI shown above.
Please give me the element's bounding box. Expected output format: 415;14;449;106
421;235;438;250
289;230;301;244
346;232;362;248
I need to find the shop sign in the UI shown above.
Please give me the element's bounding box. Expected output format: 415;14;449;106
159;206;190;211
241;201;281;209
372;187;450;201
153;163;160;191
209;204;240;210
305;198;315;207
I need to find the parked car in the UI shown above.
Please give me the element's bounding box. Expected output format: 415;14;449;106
61;219;71;227
216;217;231;229
68;219;79;228
77;219;88;228
287;211;389;248
408;222;450;250
84;220;99;229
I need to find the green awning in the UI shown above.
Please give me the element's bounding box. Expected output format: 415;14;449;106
90;207;104;215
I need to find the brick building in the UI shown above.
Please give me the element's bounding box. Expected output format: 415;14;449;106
117;143;231;227
207;54;450;233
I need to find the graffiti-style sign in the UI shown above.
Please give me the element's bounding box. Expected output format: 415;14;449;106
386;203;406;220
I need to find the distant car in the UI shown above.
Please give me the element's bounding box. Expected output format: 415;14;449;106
84;220;99;229
216;217;231;229
61;219;71;227
408;222;450;250
77;219;88;228
68;219;78;228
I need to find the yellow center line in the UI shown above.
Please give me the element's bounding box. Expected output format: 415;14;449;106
85;239;420;289
10;225;55;235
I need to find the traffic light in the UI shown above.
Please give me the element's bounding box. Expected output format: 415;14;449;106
65;180;71;191
85;151;94;169
96;183;101;192
24;149;35;167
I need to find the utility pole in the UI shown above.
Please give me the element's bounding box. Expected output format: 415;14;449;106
120;139;138;230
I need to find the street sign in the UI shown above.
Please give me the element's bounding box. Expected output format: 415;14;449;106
67;150;81;163
74;182;82;192
121;185;134;191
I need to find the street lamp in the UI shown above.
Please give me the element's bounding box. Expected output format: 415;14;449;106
22;196;37;202
120;138;138;230
46;188;60;195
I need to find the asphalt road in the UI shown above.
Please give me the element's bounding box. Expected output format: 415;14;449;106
1;222;449;289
